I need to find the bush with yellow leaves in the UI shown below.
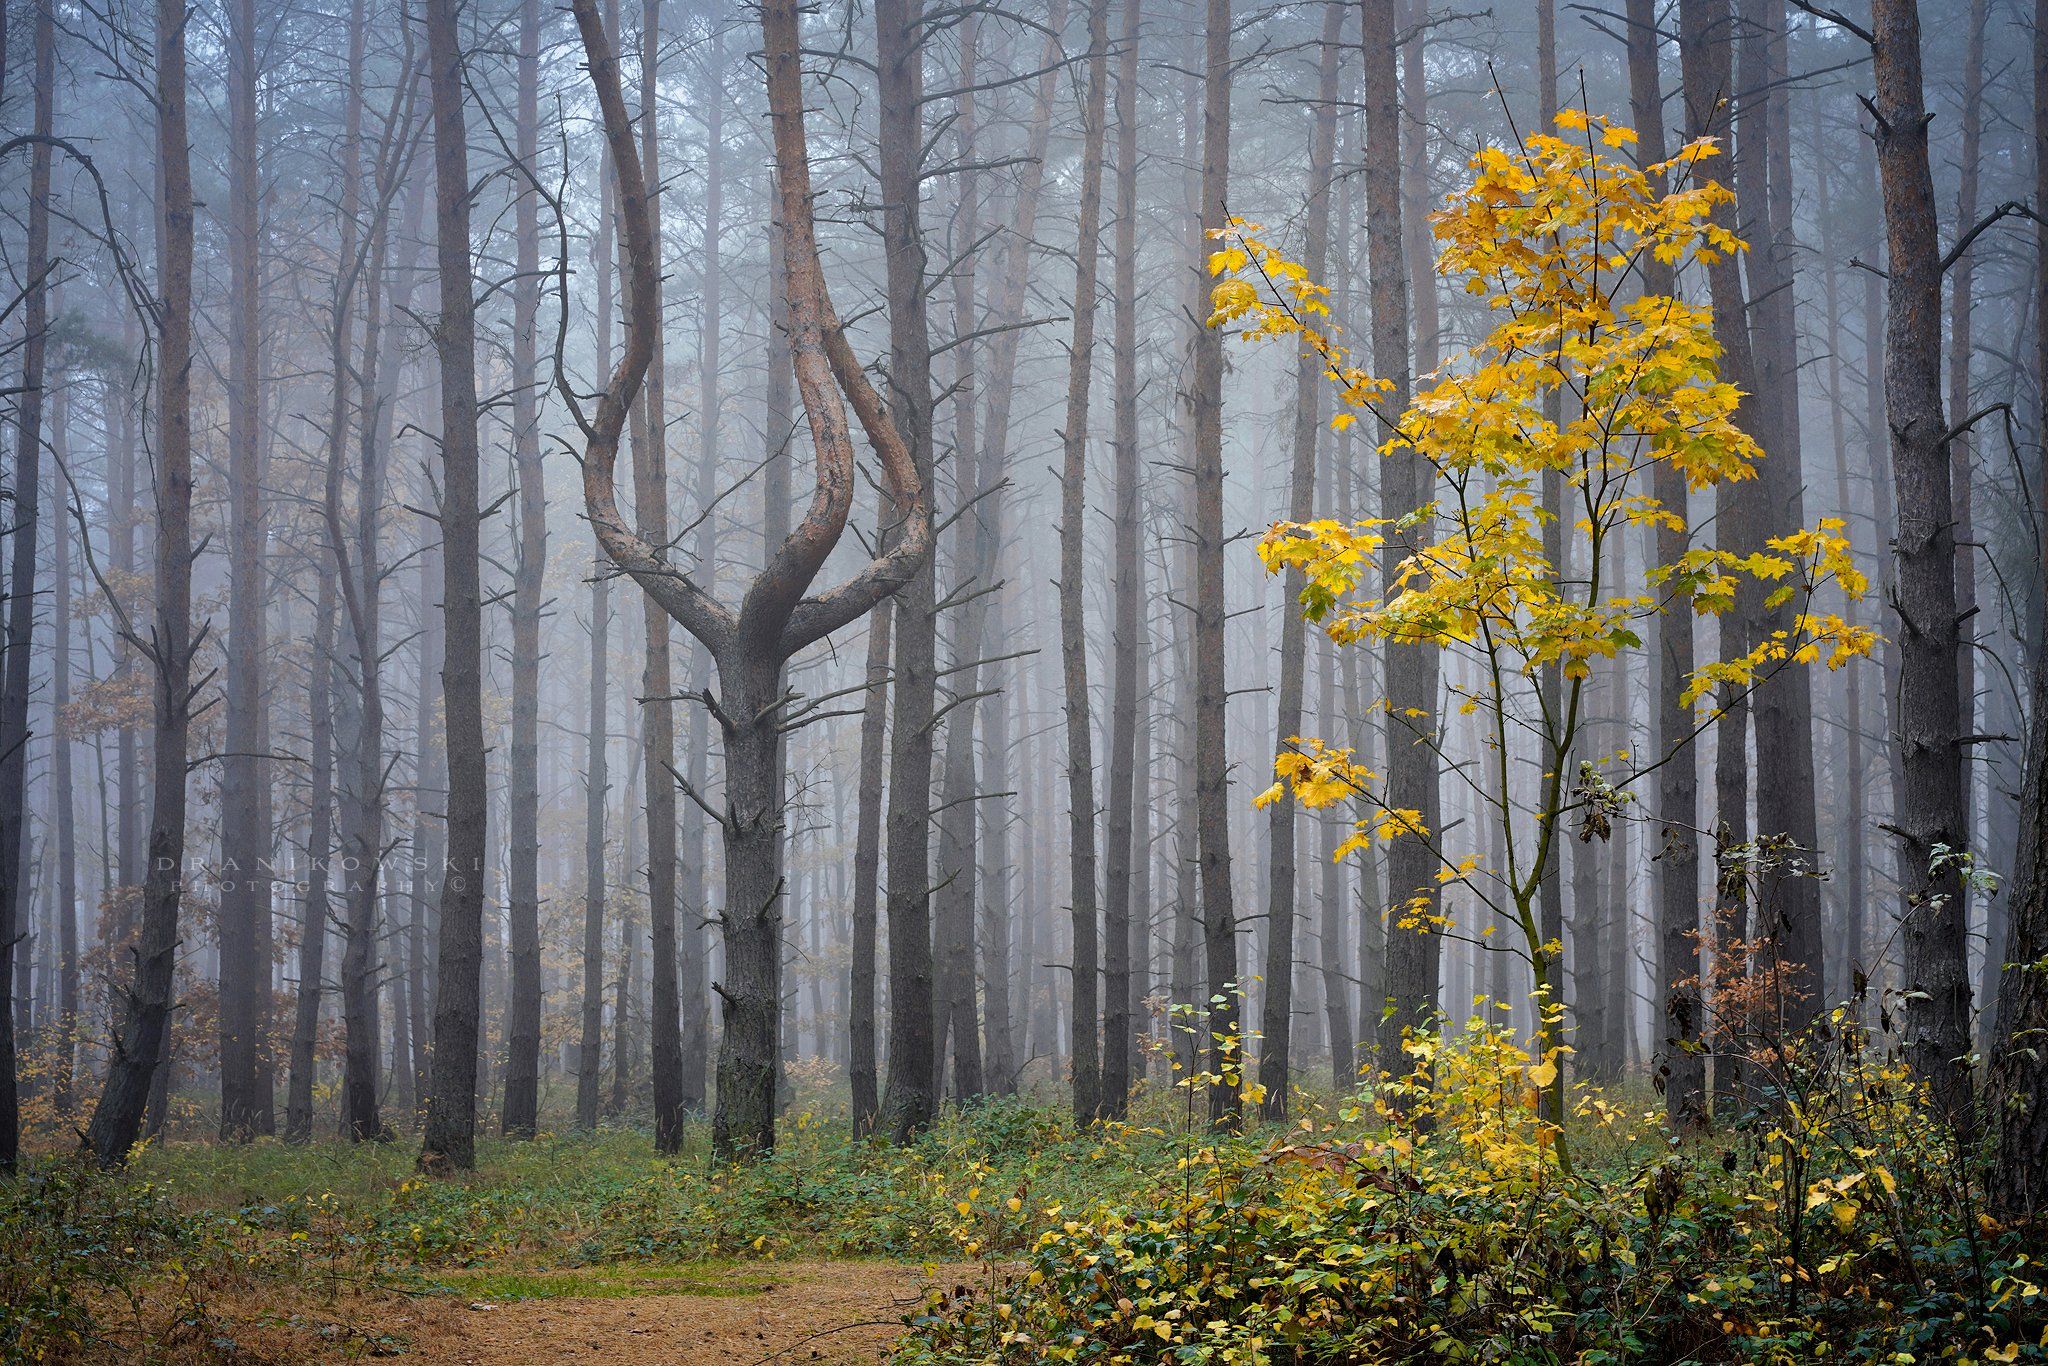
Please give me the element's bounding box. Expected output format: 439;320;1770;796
896;1010;2047;1364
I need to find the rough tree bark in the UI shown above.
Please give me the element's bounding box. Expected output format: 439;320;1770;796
875;0;944;1145
1947;0;1987;1019
419;0;491;1173
1863;0;1973;1124
84;0;195;1168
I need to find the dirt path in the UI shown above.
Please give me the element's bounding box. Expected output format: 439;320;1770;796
373;1261;958;1364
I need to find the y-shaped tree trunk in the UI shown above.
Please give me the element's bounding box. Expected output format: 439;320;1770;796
570;0;931;1159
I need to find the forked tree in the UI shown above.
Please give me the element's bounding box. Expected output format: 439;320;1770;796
567;0;931;1159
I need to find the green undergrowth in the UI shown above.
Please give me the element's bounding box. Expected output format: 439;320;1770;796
0;1088;1194;1360
895;1019;2048;1365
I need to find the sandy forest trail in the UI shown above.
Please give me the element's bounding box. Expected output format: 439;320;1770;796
373;1260;952;1364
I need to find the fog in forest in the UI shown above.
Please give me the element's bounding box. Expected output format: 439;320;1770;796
0;0;2046;1255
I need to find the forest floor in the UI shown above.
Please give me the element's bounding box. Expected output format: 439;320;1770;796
9;1057;2043;1363
2;1090;1140;1363
222;1258;959;1363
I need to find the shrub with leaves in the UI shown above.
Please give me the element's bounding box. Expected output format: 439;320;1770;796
896;1015;2048;1364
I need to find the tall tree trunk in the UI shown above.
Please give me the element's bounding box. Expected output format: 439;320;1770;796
1679;0;1761;1114
1983;0;2048;1224
629;0;688;1156
410;531;443;1112
336;154;396;1146
1735;0;1825;1029
1363;0;1439;1064
1099;0;1144;1114
1192;0;1242;1127
218;0;273;1141
931;14;986;1104
1058;0;1110;1124
112;352;142;959
51;391;77;1115
952;0;1070;1098
1814;126;1871;1011
850;606;889;1132
1533;0;1568;1112
1625;0;1705;1129
84;0;194;1167
287;577;338;1143
0;0;56;1170
680;23;730;1117
1948;0;1987;1019
1258;0;1345;1121
1864;0;1972;1124
578;150;619;1134
575;0;930;1158
419;0;491;1173
876;0;942;1145
501;0;547;1141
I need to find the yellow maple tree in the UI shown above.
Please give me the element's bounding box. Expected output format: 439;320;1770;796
1215;111;1874;1168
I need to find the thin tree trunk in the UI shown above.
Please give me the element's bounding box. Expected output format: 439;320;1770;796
1679;0;1761;1114
419;0;491;1173
1736;0;1825;1028
1192;0;1241;1128
680;25;730;1117
931;13;986;1103
287;576;337;1144
954;0;1071;1097
84;0;194;1167
51;391;77;1115
1813;129;1870;1013
501;0;546;1141
1947;0;1987;1017
577;150;619;1134
629;0;688;1156
850;607;889;1132
218;0;272;1142
1982;0;2048;1224
0;0;56;1170
336;159;395;1146
1363;0;1439;1064
1628;0;1705;1130
1058;0;1111;1124
1100;0;1144;1114
1258;0;1345;1121
876;0;942;1146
